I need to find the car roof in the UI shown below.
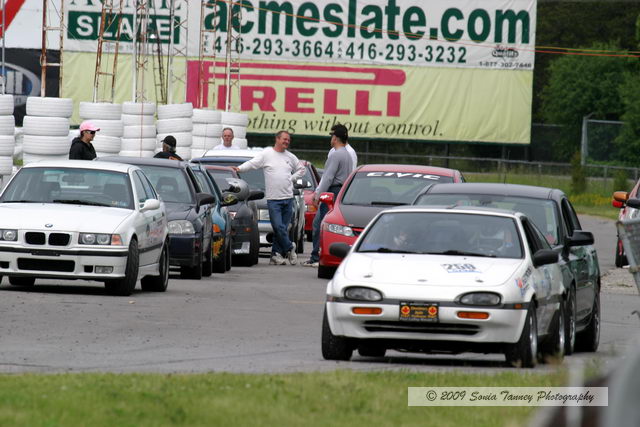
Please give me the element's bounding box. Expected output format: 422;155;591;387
199;148;260;158
356;164;459;176
22;159;133;174
98;156;189;169
383;204;523;219
202;165;235;172
424;183;559;199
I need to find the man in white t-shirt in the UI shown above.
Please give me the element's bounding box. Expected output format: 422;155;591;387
233;131;305;265
213;127;240;150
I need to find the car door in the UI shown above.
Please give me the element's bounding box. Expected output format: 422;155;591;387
186;167;213;257
561;198;597;318
131;171;154;267
521;217;556;335
137;170;165;264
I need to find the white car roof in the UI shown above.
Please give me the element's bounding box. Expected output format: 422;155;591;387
201;148;262;158
21;160;134;174
383;205;523;219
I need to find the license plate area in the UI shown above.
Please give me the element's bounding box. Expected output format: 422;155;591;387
399;302;439;322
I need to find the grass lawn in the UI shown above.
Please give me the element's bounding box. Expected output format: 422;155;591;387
0;370;567;427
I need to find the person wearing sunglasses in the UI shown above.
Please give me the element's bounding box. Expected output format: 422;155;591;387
69;121;100;160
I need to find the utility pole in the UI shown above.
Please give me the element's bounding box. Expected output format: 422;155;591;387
40;0;64;97
93;0;124;103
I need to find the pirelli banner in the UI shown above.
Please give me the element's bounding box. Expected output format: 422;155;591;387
62;0;537;144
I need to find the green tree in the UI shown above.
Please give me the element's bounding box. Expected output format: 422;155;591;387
541;42;635;160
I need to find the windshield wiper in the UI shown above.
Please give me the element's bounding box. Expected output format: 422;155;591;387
359;247;421;254
369;201;404;206
53;199;111;207
437;250;495;258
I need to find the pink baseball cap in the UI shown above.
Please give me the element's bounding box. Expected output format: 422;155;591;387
79;121;100;132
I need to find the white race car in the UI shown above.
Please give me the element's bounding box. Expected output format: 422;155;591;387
323;206;566;367
0;160;168;296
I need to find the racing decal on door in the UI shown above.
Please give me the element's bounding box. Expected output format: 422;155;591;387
515;267;532;296
441;263;479;273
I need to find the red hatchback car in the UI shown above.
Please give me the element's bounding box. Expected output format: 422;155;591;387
316;164;465;278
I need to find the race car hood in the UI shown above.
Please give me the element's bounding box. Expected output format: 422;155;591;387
337;204;388;228
0;203;132;233
342;253;523;287
164;202;194;221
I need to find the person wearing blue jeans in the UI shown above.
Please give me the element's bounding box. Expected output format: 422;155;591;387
233;131;305;265
304;124;354;267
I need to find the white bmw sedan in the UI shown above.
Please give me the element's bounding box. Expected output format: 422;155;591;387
0;160;168;296
323;206;566;367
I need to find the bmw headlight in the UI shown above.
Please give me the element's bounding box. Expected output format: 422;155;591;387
0;229;18;241
459;292;501;306
168;220;196;234
258;209;270;220
79;233;121;245
344;287;383;302
326;223;354;237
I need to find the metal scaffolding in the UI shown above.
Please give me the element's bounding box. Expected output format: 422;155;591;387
1;0;6;95
132;0;151;102
93;0;124;103
222;0;242;112
40;0;64;97
167;0;189;104
197;0;218;109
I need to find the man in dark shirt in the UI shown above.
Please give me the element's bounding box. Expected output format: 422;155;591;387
154;135;183;160
69;121;99;160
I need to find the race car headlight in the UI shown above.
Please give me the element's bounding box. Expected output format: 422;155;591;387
459;292;501;306
258;209;270;220
344;287;382;302
0;229;18;241
326;223;354;237
79;233;120;245
168;220;196;234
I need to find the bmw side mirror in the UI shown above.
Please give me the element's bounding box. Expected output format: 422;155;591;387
140;199;160;212
294;179;311;189
196;192;216;212
248;190;264;201
329;242;351;259
625;198;640;209
319;192;335;209
567;230;594;247
532;249;558;267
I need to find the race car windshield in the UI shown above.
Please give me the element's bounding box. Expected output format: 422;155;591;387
136;166;195;204
415;194;560;245
357;212;524;259
0;167;134;209
341;172;453;206
207;170;235;191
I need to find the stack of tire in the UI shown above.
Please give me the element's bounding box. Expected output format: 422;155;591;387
156;103;193;160
191;109;222;158
0;95;15;179
78;102;123;158
22;97;73;164
121;102;157;158
221;112;249;149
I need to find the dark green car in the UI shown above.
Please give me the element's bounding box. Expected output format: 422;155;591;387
413;183;601;356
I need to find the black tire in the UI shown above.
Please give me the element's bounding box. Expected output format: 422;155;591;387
225;241;232;271
576;291;600;352
540;303;565;362
321;308;352;361
505;305;538;368
105;239;139;296
141;242;169;292
180;239;203;280
0;275;3;284
212;238;226;274
249;229;260;265
615;240;627;268
203;242;214;277
9;276;35;287
564;285;577;355
318;265;336;279
358;344;386;358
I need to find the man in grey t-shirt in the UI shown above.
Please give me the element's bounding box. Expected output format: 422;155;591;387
303;124;353;267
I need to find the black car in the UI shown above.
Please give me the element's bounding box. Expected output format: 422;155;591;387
100;157;215;280
413;183;601;355
202;165;264;266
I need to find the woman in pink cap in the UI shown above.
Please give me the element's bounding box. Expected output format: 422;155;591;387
69;120;100;160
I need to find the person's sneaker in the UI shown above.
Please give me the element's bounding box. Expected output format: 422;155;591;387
269;253;286;265
287;243;298;265
302;259;319;267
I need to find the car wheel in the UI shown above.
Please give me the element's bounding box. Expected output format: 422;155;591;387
564;285;576;355
358;344;386;358
540;303;565;362
180;239;203;280
321;308;352;361
504;305;538;368
212;238;226;274
105;239;139;296
576;291;600;352
250;228;260;265
8;276;36;287
318;265;336;279
615;239;627;268
141;242;169;292
225;241;232;271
